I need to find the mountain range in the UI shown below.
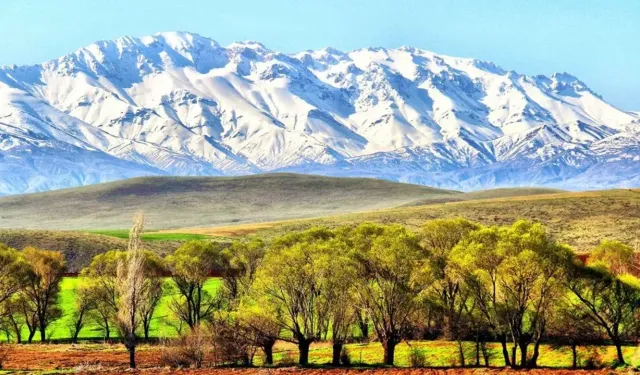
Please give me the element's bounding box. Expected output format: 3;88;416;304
1;31;638;195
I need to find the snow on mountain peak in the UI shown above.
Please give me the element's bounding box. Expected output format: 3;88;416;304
0;32;638;195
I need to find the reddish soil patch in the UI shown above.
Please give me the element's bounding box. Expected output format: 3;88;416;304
3;344;161;370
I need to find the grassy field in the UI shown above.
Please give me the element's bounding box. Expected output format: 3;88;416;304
35;277;222;341
0;174;460;231
170;189;640;252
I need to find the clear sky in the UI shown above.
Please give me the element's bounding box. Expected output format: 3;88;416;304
1;0;639;110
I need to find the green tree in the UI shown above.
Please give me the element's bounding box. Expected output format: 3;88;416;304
221;238;281;364
0;244;28;305
451;221;571;368
81;249;165;340
21;247;66;342
347;223;425;366
253;227;344;365
566;240;640;365
416;218;479;365
166;240;223;328
221;238;266;306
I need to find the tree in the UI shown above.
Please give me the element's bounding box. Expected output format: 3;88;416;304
416;218;479;365
253;227;343;365
21;247;65;342
80;250;123;339
221;238;266;305
166;240;223;328
347;223;425;366
221;238;280;364
0;244;28;305
115;213;151;368
547;298;600;368
137;252;165;340
67;282;94;343
315;236;357;366
81;249;165;340
566;240;640;365
451;221;572;368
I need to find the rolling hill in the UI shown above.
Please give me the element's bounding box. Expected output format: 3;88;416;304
0;173;460;230
167;189;640;252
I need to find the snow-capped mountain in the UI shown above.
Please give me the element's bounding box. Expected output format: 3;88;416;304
0;31;638;195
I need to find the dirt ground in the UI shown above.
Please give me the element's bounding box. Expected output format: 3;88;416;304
0;344;630;374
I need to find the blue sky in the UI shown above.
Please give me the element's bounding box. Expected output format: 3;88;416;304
2;0;639;110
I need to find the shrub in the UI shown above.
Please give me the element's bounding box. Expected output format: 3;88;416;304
210;318;254;366
160;327;210;369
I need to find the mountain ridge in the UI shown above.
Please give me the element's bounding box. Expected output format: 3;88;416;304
0;31;638;195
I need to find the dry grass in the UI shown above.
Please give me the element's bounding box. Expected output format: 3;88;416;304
0;229;180;272
165;189;640;252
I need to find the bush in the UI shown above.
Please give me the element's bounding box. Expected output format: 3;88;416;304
210;318;254;366
409;347;427;367
159;327;210;369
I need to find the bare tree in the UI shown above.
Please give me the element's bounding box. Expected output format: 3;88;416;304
115;213;149;369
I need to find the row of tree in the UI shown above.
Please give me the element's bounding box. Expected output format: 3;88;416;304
0;216;639;369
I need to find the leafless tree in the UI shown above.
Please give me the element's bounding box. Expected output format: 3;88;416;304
115;212;149;368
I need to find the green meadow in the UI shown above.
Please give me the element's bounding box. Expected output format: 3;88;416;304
36;277;222;341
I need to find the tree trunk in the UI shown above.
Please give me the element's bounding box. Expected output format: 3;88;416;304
39;324;46;342
500;337;511;367
263;344;274;365
356;313;369;341
481;342;490;366
298;340;311;366
443;315;453;340
10;319;21;344
518;341;528;368
27;329;36;344
144;321;150;340
571;344;577;369
128;346;136;369
382;339;397;366
510;344;517;368
529;340;541;368
614;339;625;364
103;317;110;340
332;342;343;366
457;339;466;366
475;334;481;366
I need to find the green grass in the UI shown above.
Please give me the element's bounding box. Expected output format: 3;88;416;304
87;229;211;241
271;341;640;368
35;277;222;341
